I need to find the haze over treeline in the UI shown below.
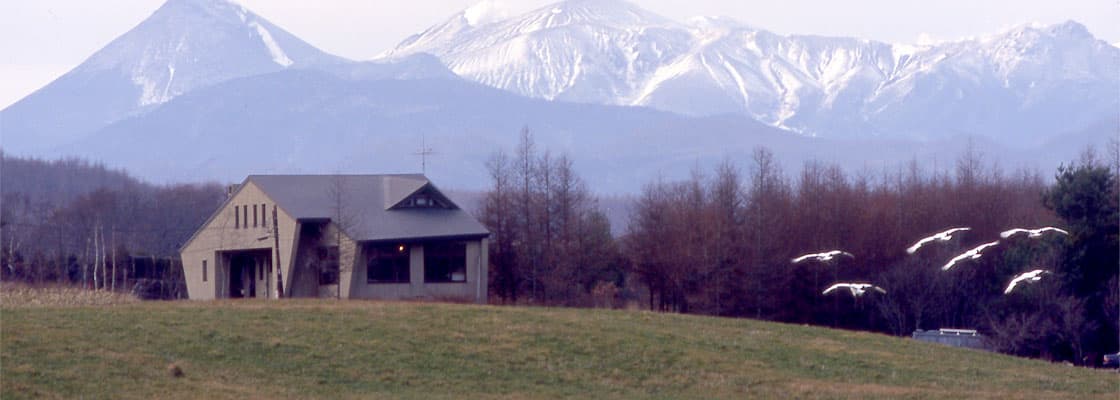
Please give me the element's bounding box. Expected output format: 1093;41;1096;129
1;138;1117;364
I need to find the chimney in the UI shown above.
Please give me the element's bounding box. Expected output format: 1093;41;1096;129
226;184;240;199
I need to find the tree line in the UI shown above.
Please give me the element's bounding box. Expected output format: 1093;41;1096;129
1;154;224;297
479;134;1118;365
479;128;628;306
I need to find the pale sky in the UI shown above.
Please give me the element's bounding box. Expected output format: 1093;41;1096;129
2;0;1117;108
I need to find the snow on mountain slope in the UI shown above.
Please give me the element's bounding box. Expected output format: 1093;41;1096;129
383;0;1119;143
72;0;345;105
866;21;1119;143
636;26;902;133
1;0;346;154
385;0;694;104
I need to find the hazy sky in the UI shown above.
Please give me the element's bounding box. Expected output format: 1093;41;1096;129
2;0;1117;108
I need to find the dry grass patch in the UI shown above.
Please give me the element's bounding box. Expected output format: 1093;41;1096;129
0;283;139;307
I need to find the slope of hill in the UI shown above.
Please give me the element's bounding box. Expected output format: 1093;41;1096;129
383;0;1119;145
1;300;1115;399
0;0;346;154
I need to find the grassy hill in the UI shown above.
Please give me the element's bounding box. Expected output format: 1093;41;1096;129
2;298;1116;399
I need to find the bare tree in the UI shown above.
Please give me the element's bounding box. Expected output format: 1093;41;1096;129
514;127;541;302
482;149;520;302
327;174;357;299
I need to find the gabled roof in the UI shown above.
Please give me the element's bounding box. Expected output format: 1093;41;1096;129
248;174;489;242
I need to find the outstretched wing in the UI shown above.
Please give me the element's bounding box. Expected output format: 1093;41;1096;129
872;286;887;294
822;284;844;295
944;227;971;236
942;252;971;271
1040;227;1069;236
1004;277;1022;294
977;241;1000;253
791;254;816;264
906;236;933;254
1000;229;1027;239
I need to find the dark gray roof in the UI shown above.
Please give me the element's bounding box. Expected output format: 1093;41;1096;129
248;174;489;242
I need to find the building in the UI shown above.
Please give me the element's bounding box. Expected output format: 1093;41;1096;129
179;174;489;302
912;328;991;351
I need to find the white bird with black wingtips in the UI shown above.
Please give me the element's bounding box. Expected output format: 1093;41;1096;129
942;241;1000;271
1004;269;1051;294
1000;227;1069;239
791;250;854;264
906;227;971;254
822;283;887;297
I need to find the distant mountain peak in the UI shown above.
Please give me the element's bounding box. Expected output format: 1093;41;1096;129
1045;20;1092;37
462;0;512;27
983;20;1095;45
687;15;747;29
385;8;1118;144
154;0;252;26
86;0;345;101
527;0;672;28
0;0;346;154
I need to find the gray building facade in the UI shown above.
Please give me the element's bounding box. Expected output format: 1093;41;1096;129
179;174;489;303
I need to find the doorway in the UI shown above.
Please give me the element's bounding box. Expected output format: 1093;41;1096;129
230;253;256;298
225;249;271;299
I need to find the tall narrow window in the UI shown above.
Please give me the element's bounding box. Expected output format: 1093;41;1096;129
253;204;258;227
261;203;268;227
202;260;208;282
234;206;240;229
243;205;248;228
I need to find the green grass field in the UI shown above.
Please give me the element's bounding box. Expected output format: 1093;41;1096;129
2;298;1117;399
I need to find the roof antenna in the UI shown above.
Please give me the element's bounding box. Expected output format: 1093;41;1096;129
413;133;437;174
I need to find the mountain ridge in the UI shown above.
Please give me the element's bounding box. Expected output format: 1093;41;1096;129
382;1;1119;144
1;0;1115;193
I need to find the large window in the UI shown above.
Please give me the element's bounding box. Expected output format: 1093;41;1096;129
424;242;466;283
367;244;410;283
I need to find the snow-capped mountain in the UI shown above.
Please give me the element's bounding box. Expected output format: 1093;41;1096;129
2;0;1114;193
383;0;1119;144
1;0;346;154
386;0;694;105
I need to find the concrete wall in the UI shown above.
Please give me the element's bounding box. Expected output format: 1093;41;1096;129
288;221;349;298
345;238;488;303
180;181;299;300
